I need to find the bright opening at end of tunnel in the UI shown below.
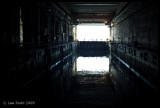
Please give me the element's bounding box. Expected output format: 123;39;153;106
77;23;110;41
76;56;109;75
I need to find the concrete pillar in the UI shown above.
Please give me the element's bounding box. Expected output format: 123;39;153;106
73;25;77;41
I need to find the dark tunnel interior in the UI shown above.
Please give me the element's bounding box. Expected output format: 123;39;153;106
1;1;159;108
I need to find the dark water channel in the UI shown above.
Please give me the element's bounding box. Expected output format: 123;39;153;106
13;49;159;108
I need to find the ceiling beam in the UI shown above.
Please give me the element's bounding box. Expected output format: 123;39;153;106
57;2;70;15
72;13;112;20
61;2;120;5
65;4;120;6
114;2;128;16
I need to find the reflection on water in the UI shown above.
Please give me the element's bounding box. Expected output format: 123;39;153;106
69;55;118;107
18;50;159;107
76;56;109;75
74;56;110;85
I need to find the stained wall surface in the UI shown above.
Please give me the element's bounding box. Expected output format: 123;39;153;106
110;2;159;91
1;2;77;94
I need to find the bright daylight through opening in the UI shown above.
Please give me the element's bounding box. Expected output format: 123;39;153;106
77;23;110;41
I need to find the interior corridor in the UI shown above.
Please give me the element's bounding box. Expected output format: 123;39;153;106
1;1;159;108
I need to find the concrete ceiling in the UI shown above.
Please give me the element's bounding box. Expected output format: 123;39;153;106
58;2;128;24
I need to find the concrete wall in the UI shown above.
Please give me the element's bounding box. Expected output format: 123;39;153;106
78;41;107;50
110;2;159;91
1;1;77;92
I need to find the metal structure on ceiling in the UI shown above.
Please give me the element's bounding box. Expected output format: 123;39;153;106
58;2;128;24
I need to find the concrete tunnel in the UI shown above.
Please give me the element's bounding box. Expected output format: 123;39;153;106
1;1;159;108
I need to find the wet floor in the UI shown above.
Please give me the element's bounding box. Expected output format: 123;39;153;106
5;49;159;108
68;56;118;107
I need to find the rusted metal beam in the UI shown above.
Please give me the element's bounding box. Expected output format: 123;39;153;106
71;13;112;24
72;13;112;20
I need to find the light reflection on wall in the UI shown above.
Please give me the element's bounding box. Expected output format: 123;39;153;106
76;56;109;75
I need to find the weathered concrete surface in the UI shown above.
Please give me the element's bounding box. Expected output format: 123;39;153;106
110;2;159;91
1;1;159;108
78;41;107;50
1;2;77;98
